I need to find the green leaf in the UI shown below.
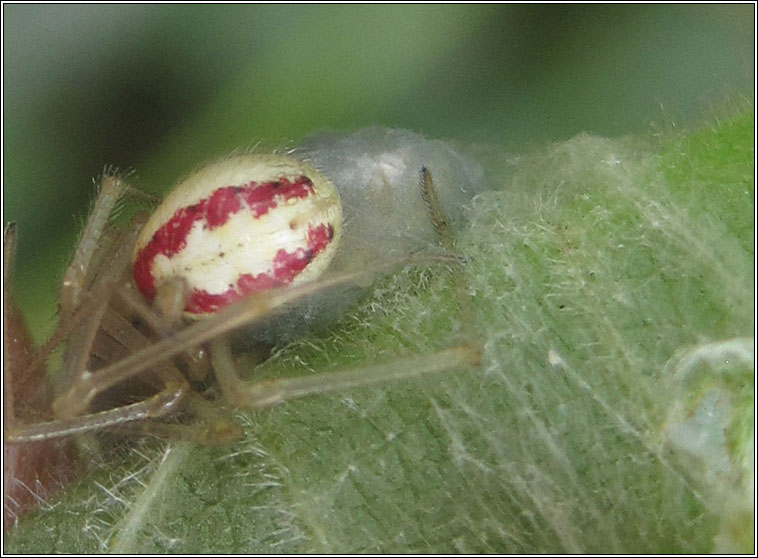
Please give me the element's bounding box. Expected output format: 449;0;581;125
5;109;753;553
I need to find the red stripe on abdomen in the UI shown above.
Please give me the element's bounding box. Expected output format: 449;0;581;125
133;176;315;300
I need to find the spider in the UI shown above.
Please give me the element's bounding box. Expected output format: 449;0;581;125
3;128;482;451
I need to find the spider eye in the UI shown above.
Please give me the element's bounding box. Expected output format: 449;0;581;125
132;154;343;317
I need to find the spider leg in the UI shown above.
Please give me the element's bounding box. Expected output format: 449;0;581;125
110;394;243;445
5;386;186;443
418;166;480;345
3;222;42;426
211;338;479;410
21;245;134;388
115;283;210;383
59;172;128;318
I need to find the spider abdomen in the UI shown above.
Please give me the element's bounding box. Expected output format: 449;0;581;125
132;154;343;317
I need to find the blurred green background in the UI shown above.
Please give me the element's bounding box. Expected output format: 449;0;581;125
2;4;754;338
